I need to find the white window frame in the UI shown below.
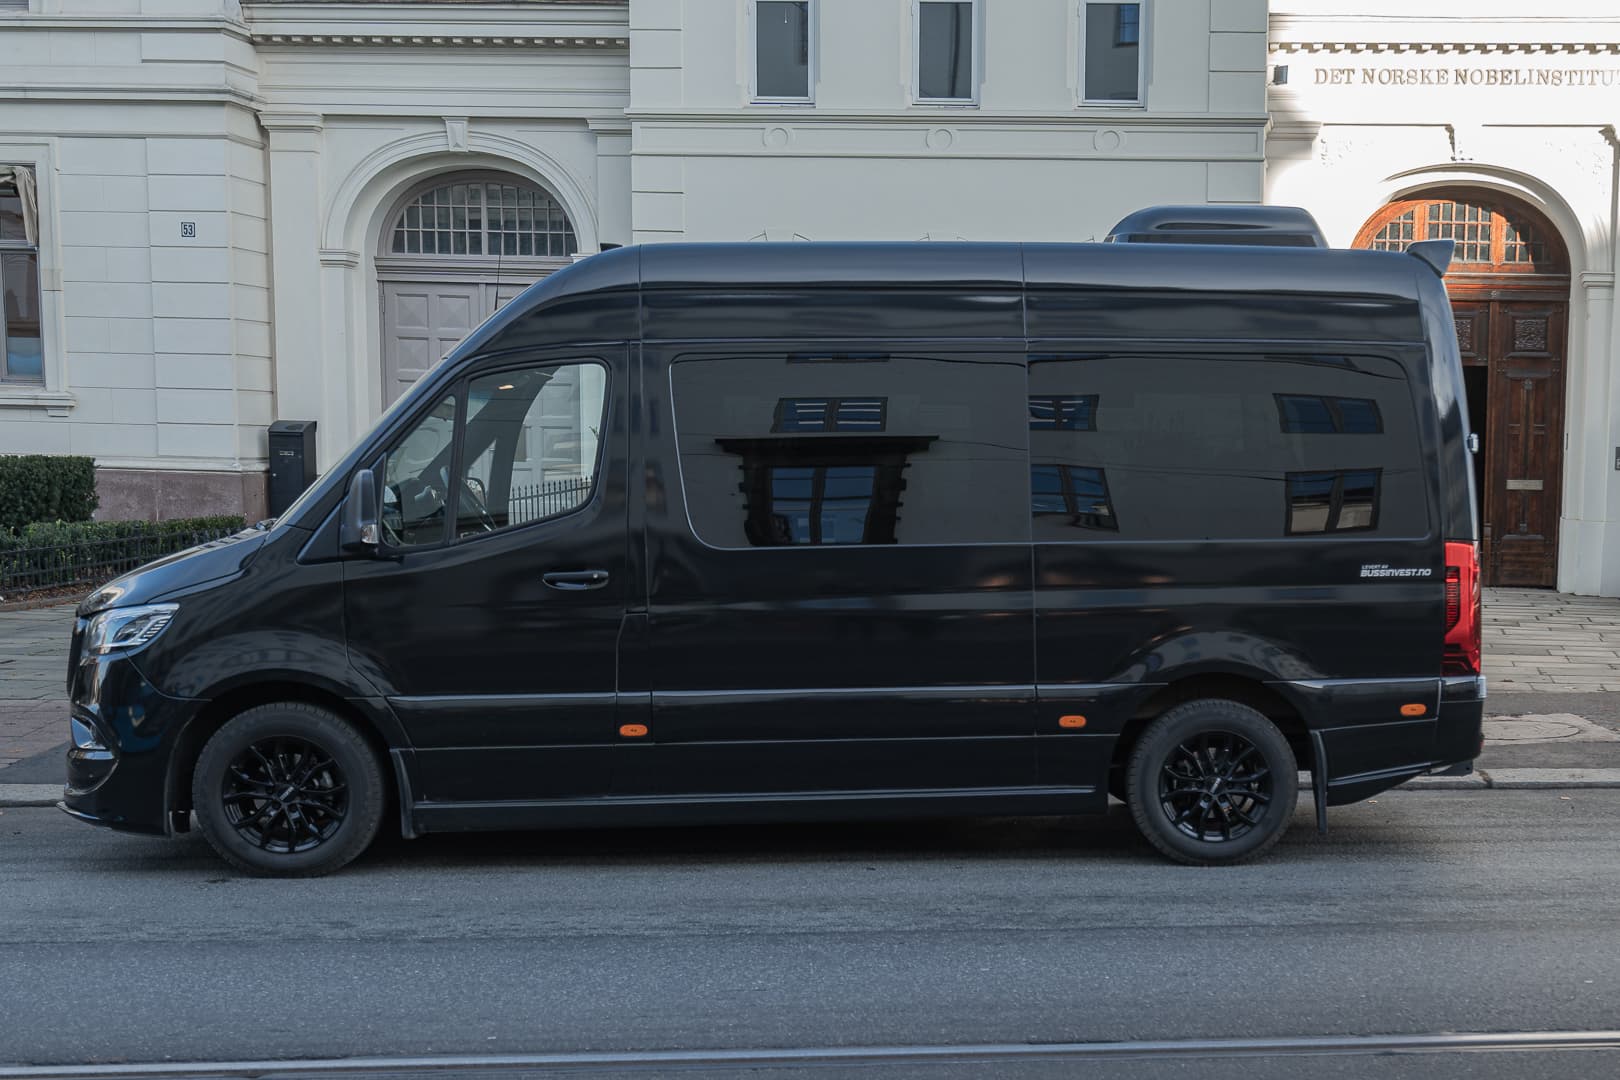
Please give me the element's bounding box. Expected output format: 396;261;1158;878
912;0;982;107
1078;0;1147;108
748;0;817;105
0;140;72;414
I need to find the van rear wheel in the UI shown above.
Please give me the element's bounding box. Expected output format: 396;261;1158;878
1125;700;1297;866
191;703;385;877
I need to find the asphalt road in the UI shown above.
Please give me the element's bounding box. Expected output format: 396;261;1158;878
1;791;1618;1078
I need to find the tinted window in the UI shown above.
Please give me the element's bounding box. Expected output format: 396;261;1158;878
455;362;607;539
381;394;458;548
1029;354;1425;541
756;1;811;99
672;354;1028;547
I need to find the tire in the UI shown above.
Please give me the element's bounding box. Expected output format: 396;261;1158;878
1125;699;1297;866
191;702;386;877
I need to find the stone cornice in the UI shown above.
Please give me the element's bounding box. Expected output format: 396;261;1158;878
253;31;626;47
1271;41;1620;55
245;1;628;48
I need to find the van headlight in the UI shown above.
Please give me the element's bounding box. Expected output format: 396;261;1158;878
84;603;179;657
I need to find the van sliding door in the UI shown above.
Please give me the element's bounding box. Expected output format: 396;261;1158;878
629;344;1038;797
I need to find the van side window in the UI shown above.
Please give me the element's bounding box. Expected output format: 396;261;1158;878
671;354;1028;547
1029;354;1425;541
454;362;606;539
381;394;459;548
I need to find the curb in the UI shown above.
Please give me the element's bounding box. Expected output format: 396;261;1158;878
0;785;62;807
1401;768;1620;790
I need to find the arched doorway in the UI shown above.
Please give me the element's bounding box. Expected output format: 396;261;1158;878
1355;189;1571;587
376;172;578;406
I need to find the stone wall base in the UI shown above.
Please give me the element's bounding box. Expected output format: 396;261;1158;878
94;468;269;524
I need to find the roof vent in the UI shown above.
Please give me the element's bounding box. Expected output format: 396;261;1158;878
1104;205;1329;248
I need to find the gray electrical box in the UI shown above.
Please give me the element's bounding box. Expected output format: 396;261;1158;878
267;420;318;518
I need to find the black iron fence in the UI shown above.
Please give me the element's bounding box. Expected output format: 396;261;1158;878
0;520;244;598
508;477;592;524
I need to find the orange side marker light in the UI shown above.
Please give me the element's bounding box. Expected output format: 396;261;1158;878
619;723;649;737
1400;704;1426;718
1058;715;1087;729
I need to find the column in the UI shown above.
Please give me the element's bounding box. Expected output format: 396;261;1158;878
260;113;330;462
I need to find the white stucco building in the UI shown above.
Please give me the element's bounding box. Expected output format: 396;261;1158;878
1267;0;1620;594
0;0;1265;521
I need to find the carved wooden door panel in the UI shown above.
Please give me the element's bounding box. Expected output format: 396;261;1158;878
1486;301;1565;587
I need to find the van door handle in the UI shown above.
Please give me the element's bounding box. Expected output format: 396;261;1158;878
543;570;611;591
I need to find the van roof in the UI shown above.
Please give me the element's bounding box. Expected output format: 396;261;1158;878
468;241;1432;354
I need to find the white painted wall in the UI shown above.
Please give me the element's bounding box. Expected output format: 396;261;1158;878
628;0;1268;243
1266;1;1620;595
0;0;269;514
1;0;1269;522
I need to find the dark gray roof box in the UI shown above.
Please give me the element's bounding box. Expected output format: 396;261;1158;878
1105;205;1329;248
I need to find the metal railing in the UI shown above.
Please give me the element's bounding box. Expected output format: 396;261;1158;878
508;477;593;524
0;526;241;598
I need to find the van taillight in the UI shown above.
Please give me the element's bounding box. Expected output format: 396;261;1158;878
1443;541;1481;676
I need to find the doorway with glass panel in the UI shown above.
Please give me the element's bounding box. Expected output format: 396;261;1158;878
377;172;578;408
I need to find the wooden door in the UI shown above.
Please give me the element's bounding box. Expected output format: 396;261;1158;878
1485;301;1565;587
381;281;481;407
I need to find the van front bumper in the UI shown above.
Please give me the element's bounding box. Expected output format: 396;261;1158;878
60;654;203;837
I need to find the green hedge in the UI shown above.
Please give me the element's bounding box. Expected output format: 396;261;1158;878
0;515;247;597
0;455;98;532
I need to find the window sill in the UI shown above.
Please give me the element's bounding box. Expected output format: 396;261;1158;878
0;387;75;416
1079;100;1146;109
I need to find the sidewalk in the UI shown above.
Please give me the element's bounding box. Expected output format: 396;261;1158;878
4;589;1620;799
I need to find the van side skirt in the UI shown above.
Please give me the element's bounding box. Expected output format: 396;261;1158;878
408;785;1103;834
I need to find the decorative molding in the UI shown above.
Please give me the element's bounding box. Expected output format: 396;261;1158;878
587;118;633;136
319;248;362;269
0;388;76;416
253;33;626;49
1271;42;1620;56
444;117;469;153
259;111;325;134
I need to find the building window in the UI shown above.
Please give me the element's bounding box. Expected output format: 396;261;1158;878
1287;470;1380;534
1275;395;1383;434
1028;395;1097;431
1363;197;1562;274
1082;2;1144;105
915;0;977;103
773;397;887;433
389;180;575;258
0;166;42;385
753;1;813;102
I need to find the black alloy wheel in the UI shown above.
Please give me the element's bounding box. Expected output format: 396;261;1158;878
221;736;348;854
1156;730;1272;843
192;703;385;877
1126;699;1298;866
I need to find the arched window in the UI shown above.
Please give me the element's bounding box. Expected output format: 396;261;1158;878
389;179;576;258
1359;194;1565;275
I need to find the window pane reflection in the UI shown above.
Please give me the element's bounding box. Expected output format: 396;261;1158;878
1030;354;1422;541
673;354;1028;548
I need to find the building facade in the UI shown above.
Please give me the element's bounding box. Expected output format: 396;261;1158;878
0;0;1265;520
1266;0;1620;595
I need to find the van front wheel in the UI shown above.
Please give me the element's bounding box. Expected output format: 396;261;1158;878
1125;700;1297;866
191;703;385;877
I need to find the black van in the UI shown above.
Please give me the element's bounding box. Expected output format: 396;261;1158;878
61;239;1484;875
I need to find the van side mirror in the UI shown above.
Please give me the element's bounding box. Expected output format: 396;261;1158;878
340;469;380;552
